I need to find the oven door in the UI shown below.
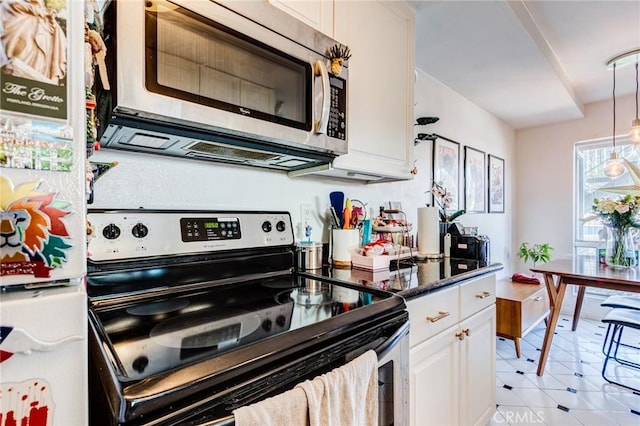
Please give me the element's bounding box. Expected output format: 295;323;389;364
377;320;409;426
179;320;409;426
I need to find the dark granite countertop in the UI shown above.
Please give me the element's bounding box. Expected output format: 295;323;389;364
299;258;504;300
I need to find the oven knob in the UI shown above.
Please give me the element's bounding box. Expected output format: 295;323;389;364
132;356;149;374
132;223;149;238
262;319;272;331
275;315;286;327
102;223;121;240
262;221;272;233
276;220;286;232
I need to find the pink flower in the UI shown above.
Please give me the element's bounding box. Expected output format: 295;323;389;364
615;204;630;214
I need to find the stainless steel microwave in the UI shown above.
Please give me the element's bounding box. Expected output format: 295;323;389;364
98;0;349;171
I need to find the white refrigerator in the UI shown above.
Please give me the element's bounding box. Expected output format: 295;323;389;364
0;0;88;424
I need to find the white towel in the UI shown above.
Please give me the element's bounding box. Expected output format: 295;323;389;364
233;386;309;426
296;350;379;426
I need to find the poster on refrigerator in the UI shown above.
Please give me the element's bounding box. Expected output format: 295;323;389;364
0;0;69;121
0;115;73;171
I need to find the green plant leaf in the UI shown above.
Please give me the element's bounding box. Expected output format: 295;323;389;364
448;210;466;222
517;242;553;266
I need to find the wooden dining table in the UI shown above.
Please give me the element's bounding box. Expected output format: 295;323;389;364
530;255;640;376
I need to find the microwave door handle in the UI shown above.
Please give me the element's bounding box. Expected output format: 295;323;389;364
314;60;330;134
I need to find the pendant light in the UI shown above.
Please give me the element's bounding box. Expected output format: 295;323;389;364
604;62;625;178
630;61;640;144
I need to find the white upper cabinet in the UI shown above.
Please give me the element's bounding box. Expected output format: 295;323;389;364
331;0;415;182
267;0;334;36
288;0;416;183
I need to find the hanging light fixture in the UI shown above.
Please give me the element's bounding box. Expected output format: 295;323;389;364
630;61;640;143
604;62;625;178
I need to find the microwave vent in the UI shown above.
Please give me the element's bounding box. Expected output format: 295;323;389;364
188;141;281;161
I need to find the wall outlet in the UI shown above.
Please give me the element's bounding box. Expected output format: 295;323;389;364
300;203;313;224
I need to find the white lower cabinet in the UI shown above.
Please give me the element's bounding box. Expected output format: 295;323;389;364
408;274;496;426
410;322;460;425
459;306;496;426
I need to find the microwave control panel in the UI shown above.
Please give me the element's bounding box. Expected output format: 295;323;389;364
328;75;347;140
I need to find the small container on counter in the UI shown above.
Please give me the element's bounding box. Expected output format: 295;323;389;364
295;241;323;270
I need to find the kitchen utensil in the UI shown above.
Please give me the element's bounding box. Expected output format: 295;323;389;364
329;207;341;229
343;198;352;229
330;191;345;227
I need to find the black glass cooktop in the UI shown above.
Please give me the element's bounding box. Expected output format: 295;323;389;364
91;273;384;380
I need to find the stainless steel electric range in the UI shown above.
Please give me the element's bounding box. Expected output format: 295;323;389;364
86;210;409;426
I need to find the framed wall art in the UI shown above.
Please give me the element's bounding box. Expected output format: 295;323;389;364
488;154;505;213
464;146;486;213
432;137;460;211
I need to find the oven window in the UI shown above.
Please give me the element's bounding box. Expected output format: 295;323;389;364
144;0;311;130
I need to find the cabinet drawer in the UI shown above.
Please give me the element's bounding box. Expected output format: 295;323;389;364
521;286;550;332
460;274;496;320
407;285;459;347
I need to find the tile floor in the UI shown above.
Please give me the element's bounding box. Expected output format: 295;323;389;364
490;314;640;425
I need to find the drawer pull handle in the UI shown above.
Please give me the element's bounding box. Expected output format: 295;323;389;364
426;311;450;323
533;296;543;302
475;291;491;299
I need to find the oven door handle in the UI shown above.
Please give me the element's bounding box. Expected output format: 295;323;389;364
375;320;409;359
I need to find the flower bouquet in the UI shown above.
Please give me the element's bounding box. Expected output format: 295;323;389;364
591;195;640;268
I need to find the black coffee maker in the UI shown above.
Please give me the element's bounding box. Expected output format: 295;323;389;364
442;223;490;263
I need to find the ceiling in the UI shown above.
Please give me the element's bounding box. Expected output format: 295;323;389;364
411;1;640;130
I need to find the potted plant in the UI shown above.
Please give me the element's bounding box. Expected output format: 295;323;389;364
517;242;554;268
513;242;553;284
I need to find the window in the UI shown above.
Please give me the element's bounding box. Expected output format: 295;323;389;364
574;136;639;296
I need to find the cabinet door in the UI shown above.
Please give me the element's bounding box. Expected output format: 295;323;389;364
409;326;459;426
267;0;334;36
333;0;415;179
459;306;496;426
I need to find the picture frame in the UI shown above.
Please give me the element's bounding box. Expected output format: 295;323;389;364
488;154;505;213
432;137;460;211
464;146;486;213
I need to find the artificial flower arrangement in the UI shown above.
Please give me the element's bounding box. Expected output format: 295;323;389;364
430;181;465;222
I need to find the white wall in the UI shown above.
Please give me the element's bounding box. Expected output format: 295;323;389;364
413;70;516;276
516;93;636;260
90;68;515;276
515;92;636;317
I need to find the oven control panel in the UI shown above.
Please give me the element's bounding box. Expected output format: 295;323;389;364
180;217;241;242
88;210;293;262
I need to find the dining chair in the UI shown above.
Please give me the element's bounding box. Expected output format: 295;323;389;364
601;307;640;392
600;294;640;358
